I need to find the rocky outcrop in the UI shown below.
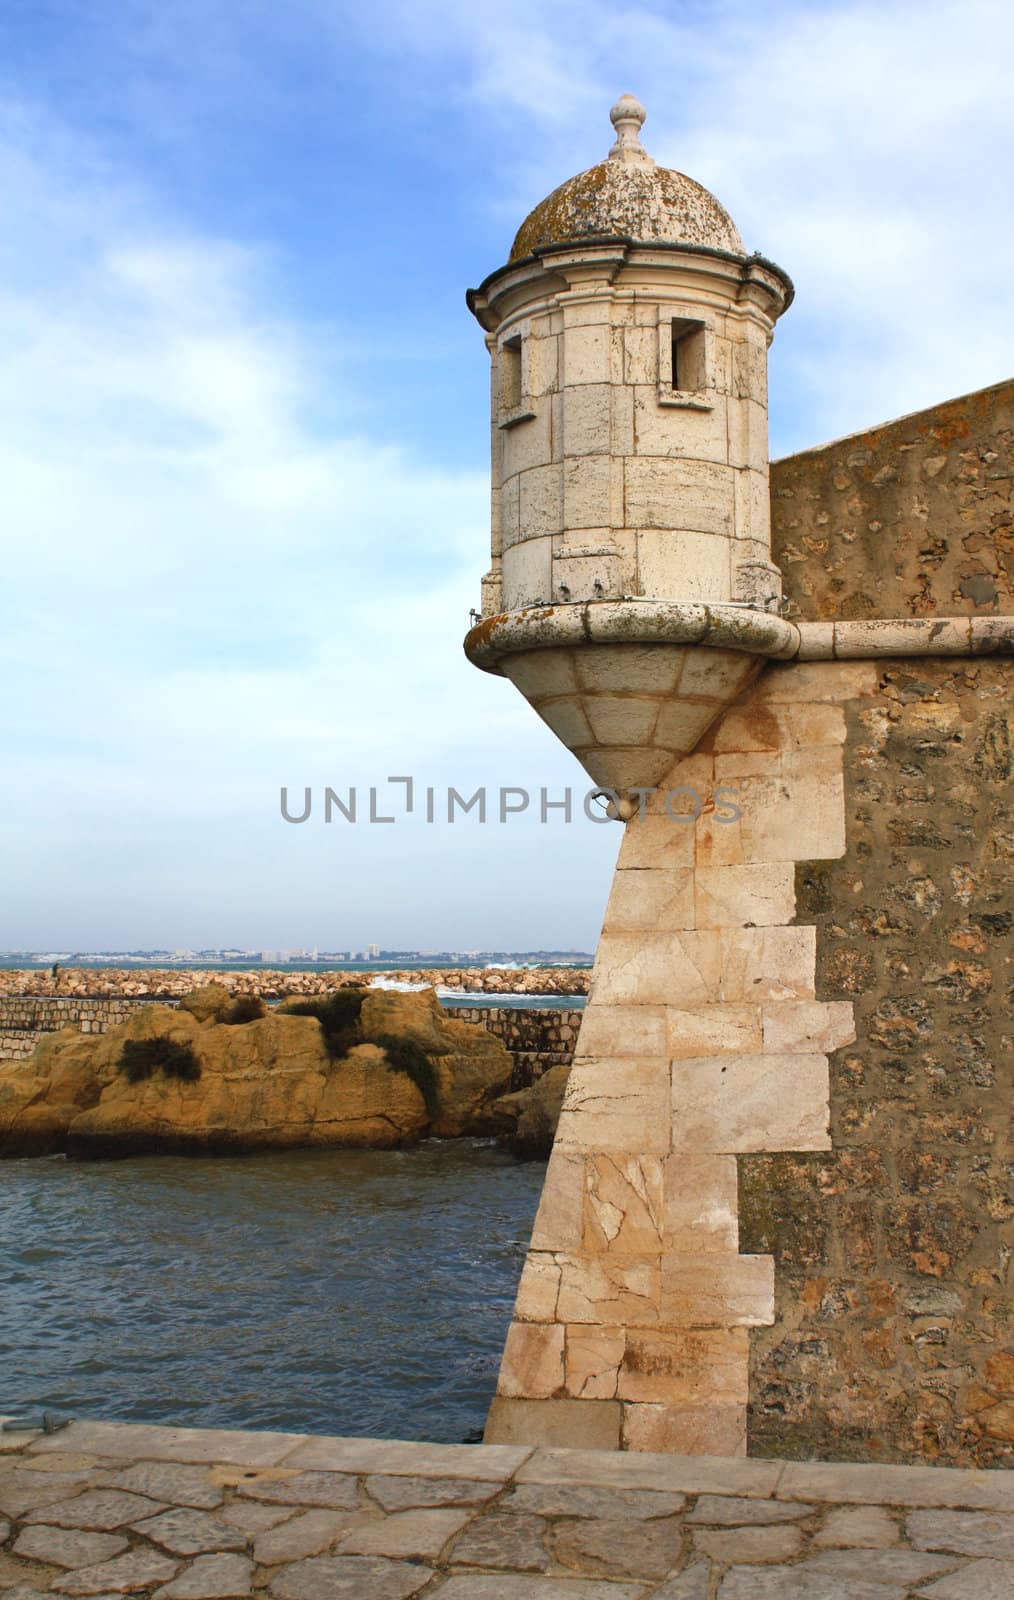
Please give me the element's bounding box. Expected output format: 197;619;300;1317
0;986;512;1159
489;1062;571;1157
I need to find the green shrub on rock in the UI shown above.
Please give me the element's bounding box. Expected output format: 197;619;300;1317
119;1036;201;1084
282;990;365;1058
222;995;267;1025
372;1033;440;1116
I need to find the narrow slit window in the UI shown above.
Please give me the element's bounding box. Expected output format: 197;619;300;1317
501;336;523;413
670;318;707;394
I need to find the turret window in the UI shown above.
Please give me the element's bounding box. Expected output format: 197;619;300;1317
657;312;713;410
497;331;536;429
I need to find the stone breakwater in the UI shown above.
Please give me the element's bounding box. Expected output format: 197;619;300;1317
0;966;590;1000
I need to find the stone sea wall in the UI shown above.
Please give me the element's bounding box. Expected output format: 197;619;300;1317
741;653;1014;1469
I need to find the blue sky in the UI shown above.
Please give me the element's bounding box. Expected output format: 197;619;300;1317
1;0;1012;953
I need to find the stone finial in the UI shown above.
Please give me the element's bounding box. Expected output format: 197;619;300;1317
608;94;652;166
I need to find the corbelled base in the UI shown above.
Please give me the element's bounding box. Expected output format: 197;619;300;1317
464;601;800;804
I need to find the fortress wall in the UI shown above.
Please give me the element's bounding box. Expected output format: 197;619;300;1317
771;376;1014;620
742;653;1014;1467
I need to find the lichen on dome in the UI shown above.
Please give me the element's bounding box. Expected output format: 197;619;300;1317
509;95;744;264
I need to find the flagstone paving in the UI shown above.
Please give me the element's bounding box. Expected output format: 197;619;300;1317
1;1418;1013;1597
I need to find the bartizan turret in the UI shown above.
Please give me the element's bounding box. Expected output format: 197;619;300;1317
465;96;798;809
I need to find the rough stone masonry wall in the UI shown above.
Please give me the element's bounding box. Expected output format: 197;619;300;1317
741;653;1014;1468
770;376;1014;619
0;997;147;1060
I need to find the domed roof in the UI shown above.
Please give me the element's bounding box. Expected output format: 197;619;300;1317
510;95;743;264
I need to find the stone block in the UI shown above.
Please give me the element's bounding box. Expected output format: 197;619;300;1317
913;1560;1014;1599
671;1053;830;1153
499;1322;565;1399
340;1506;474;1559
621;1404;747;1462
529;1151;586;1253
555;1057;671;1154
733;466;771;544
659;1252;775;1327
694;864;796;928
575;644;684;694
563;455;612;529
592;933;718;1007
484;1397;622;1452
556;1254;661;1325
693;1524;803;1563
755;660;879;704
563;323;612;386
908;1508;1014;1558
514;1254;562;1322
563;384;612;455
503;536;552;611
518;464;563;538
576;1005;667;1057
583;1153;664;1254
564;1326;626;1399
662;1152;740;1252
267;1554;431;1598
550;1510;685;1578
712;703;846;754
813;1506;901;1548
636;528;731;602
502;405;552;478
533;696;593;746
689;1495;814;1525
727;398;769;472
618;814;696;870
602;869;695;933
632;386;730;463
623;327;657;386
626;458;734;534
585;695;663;746
618;1327;749;1404
761;1000;855;1054
677;648;760;699
736;754;846;863
653;698;727;754
776;1459;1014;1511
713;925;816;1001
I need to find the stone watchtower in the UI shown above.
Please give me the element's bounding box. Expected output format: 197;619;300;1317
466;96;796;805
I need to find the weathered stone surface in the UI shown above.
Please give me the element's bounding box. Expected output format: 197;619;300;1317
365;1475;500;1511
692;1524;803;1563
236;1469;360;1508
341;1507;473;1559
98;1461;224;1508
152;1553;256;1598
908;1509;1014;1558
448;1511;550;1570
52;1548;180;1594
268;1554;433;1598
503;1483;685;1519
688;1494;812;1525
12;1527;127;1568
24;1488;167;1529
718;1568;901;1598
0;1473;99;1518
253;1507;360;1565
219;1499;295;1533
803;1547;964;1582
552;1513;684;1578
435;1581;648;1599
130;1506;249;1554
653;1562;712;1598
915;1560;1014;1598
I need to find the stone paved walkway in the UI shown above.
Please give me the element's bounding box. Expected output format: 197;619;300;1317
2;1418;1013;1598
